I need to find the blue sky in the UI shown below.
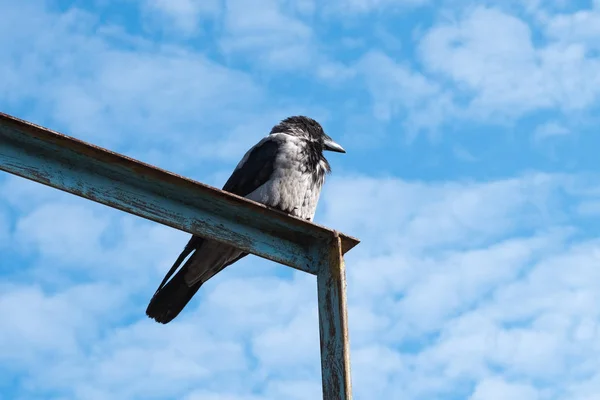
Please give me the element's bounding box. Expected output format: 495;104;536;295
2;0;600;399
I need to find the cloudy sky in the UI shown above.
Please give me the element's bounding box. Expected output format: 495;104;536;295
2;0;600;399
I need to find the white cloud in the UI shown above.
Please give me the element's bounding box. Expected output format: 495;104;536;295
220;0;315;70
356;50;457;135
316;3;600;136
140;0;221;35
279;0;316;15
185;392;266;400
0;206;10;249
418;6;600;121
321;172;564;252
330;0;429;14
542;5;600;47
417;240;600;391
469;378;539;400
0;282;127;368
534;121;570;140
15;203;111;264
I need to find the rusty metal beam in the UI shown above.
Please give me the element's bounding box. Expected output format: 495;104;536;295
0;112;359;274
317;232;352;400
0;111;357;399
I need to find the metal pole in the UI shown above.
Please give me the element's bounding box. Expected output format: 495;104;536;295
317;232;353;400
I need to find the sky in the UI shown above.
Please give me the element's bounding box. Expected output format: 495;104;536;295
2;0;600;399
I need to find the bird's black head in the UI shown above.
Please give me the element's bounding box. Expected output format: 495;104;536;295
270;116;346;154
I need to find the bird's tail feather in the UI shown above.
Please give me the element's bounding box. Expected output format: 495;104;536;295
146;236;203;324
146;235;250;324
146;264;203;324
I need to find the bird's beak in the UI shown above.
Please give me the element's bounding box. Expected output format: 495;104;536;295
323;137;346;153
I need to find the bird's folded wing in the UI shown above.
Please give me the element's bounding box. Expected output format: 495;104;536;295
222;136;281;196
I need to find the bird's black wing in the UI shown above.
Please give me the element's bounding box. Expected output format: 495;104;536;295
221;138;281;196
146;137;281;323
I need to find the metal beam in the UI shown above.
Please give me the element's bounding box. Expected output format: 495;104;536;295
317;232;353;400
0;112;359;274
0;111;357;400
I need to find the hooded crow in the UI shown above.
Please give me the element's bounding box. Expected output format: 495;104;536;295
146;116;345;324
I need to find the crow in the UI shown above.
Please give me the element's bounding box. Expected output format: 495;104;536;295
146;116;345;323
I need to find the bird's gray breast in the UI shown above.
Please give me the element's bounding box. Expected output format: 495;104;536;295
245;139;327;221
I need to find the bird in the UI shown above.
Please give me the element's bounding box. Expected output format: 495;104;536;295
146;115;346;324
